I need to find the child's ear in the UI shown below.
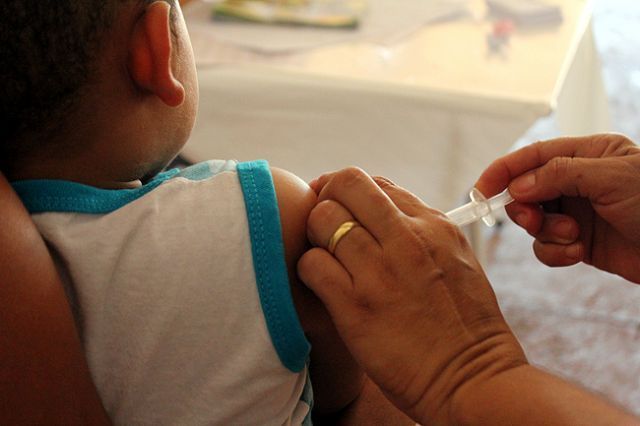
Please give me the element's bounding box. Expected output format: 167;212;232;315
127;1;185;107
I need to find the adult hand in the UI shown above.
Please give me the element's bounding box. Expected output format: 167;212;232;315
297;168;526;424
476;134;640;283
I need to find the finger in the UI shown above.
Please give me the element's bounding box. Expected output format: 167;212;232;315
307;200;382;273
475;134;634;197
371;176;435;217
508;156;614;203
309;169;341;194
507;204;580;244
534;214;580;244
532;240;584;267
506;202;544;235
297;248;354;313
308;177;323;194
316;167;404;243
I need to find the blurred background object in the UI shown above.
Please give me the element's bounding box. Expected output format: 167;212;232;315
211;0;367;29
486;0;563;26
182;0;607;215
185;0;468;52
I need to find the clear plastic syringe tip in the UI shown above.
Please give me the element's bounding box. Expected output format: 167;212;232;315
445;188;514;227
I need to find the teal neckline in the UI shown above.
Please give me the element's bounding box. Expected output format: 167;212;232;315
11;169;180;214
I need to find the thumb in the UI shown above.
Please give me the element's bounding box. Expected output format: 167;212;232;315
508;156;609;203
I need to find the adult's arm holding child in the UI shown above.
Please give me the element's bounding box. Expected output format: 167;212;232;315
0;173;109;425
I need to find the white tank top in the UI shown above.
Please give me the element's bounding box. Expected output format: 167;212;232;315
13;160;312;425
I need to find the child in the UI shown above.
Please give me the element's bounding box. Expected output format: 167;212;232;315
1;1;365;423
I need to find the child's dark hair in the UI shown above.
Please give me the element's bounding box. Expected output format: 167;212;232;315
0;0;176;169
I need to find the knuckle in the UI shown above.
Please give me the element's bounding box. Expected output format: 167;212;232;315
599;133;635;151
546;156;573;179
587;133;639;157
307;200;342;241
336;166;369;188
592;133;615;148
309;199;341;224
543;157;585;195
612;133;635;148
372;175;396;188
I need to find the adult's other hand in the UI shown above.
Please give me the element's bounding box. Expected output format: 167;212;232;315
477;134;640;283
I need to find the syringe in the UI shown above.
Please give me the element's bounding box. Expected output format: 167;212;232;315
446;188;514;227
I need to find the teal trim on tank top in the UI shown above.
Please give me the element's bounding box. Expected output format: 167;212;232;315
176;161;214;181
237;160;311;373
11;168;180;214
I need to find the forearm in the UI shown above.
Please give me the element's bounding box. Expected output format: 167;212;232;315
0;174;110;425
450;365;638;426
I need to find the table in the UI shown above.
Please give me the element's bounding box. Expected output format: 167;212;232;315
181;0;609;213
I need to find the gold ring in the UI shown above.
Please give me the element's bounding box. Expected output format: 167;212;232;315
328;221;359;254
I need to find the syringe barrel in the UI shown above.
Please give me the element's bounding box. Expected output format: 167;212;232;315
445;188;514;227
488;189;514;211
446;201;490;227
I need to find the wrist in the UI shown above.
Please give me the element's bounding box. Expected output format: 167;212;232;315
449;364;639;426
414;332;528;424
449;363;533;426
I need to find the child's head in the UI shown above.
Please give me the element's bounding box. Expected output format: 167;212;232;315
1;0;198;183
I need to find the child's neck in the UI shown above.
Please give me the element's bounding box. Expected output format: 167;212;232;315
9;121;172;189
9;136;149;189
10;158;144;189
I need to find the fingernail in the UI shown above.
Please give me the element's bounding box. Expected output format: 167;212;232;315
565;243;582;260
511;173;536;194
308;178;319;190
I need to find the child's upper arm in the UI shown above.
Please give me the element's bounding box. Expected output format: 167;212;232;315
270;167;365;415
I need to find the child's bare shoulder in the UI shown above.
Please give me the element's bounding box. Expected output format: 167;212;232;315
270;167;365;415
